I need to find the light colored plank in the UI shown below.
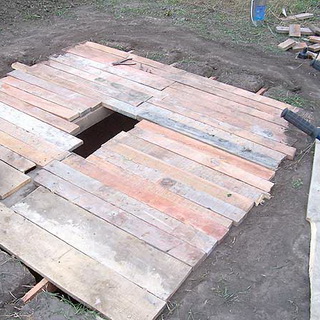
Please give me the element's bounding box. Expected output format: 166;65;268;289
310;25;320;36
0;160;31;199
0;90;79;134
22;278;57;303
13;187;192;300
0;145;35;172
309;36;320;44
148;98;296;158
309;44;320;52
0;81;79;121
282;13;314;21
278;39;296;50
63;154;231;241
35;170;205;267
133;121;274;191
96;142;251;224
307;141;320;320
276;26;313;35
0;102;82;151
8;69;100;113
289;24;301;37
0;131;67;166
0;203;166;320
12;62;139;119
44;160;217;254
106;131;268;203
136;106;284;170
292;42;308;52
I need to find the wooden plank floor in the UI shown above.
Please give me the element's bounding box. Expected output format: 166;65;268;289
0;42;299;320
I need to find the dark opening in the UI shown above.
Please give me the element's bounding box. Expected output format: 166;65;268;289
73;112;138;158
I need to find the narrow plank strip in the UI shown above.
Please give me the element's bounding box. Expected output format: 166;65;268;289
137;105;284;170
278;39;296;50
63;154;231;240
49;55;163;97
132;122;274;191
0;102;82;151
96;144;251;224
107;131;268;203
0;81;79;121
45;160;217;254
0;131;67;166
0;91;79;134
0;160;31;199
12;63;139;119
35;170;205;267
22;278;57;303
8;69;101;112
0;145;35;172
0;203;166;320
13;187;192;300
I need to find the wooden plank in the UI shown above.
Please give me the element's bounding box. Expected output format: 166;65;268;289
50;54;164;96
136;104;285;170
307;141;320;320
0;131;67;166
289;24;301;37
43;60;152;106
0;145;35;173
278;39;296;50
309;44;320;52
0;91;79;134
44;160;217;254
13;187;192;300
95;143;251;224
0;160;31;199
8;69;101;113
292;42;308;52
0;81;79;121
63;154;231;241
133;121;275;190
0;102;82;151
106;131;269;203
309;36;320;44
162;84;288;127
276;26;313;35
35;170;205;267
282;13;314;21
310;25;320;36
12;62;140;119
148;100;296;159
0;203;166;320
22;278;57;303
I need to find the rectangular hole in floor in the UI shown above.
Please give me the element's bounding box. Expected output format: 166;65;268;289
73;112;138;158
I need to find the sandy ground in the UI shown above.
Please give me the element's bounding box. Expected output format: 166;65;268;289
0;1;319;319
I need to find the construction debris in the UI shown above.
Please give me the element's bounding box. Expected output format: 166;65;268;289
276;26;313;36
278;38;296;51
310;25;320;36
309;36;320;43
281;13;314;22
309;44;320;53
292;42;307;52
289;24;301;37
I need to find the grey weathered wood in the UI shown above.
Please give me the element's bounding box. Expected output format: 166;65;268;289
0;160;31;199
12;187;191;300
34;170;206;267
137;103;284;169
44;160;217;253
0;203;166;320
0;102;82;151
307;141;320;320
0;145;35;172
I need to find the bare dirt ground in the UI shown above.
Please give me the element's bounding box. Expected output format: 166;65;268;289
0;1;319;319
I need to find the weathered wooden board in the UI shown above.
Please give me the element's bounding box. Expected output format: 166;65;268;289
12;187;192;300
0;145;35;172
35;170;205;267
0;90;79;134
0;160;31;199
0;203;166;320
0;101;82;151
289;24;301;37
278;39;296;50
106;131;268;203
309;36;320;44
44;160;217;254
63;154;231;240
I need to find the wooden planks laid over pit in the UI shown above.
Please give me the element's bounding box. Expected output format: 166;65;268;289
0;42;300;320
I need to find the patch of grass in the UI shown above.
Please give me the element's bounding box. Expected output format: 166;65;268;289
212;280;251;304
292;178;303;189
272;93;311;109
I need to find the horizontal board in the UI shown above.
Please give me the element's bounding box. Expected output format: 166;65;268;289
0;160;31;199
44;160;217;254
13;187;192;300
0;145;35;172
0;203;166;320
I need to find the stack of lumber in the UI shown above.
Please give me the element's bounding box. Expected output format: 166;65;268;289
0;42;300;320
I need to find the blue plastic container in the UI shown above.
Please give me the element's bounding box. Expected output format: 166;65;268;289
251;0;267;25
